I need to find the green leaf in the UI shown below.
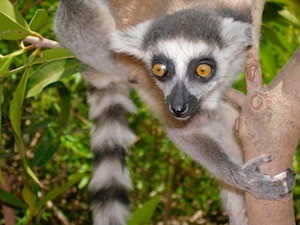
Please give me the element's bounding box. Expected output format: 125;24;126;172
0;0;32;40
33;49;75;65
0;56;13;74
31;142;58;167
9;68;29;140
0;49;76;80
36;174;86;211
9;65;40;184
128;196;160;225
22;185;37;210
29;9;49;31
26;59;84;98
279;9;300;27
0;84;3;184
260;43;277;82
15;139;40;184
78;175;90;189
0;189;27;209
269;0;300;12
56;82;71;126
262;27;292;53
0;84;3;134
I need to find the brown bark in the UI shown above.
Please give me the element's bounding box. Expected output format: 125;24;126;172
238;46;300;224
0;171;16;225
232;0;299;224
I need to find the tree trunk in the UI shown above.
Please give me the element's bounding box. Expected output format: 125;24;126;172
237;47;300;225
231;0;300;223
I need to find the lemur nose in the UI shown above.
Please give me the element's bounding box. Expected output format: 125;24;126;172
169;103;189;117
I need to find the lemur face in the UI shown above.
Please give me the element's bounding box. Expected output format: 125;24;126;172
111;9;252;119
147;39;221;119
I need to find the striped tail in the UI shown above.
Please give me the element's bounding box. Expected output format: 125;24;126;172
86;68;137;225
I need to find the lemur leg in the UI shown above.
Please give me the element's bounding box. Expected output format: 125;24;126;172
220;184;247;225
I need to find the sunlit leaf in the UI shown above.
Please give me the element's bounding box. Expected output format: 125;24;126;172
9;68;29;141
279;9;300;27
22;185;37;210
260;43;277;82
26;59;84;98
15;139;40;184
263;27;290;53
0;0;32;40
128;196;160;225
78;175;90;189
29;9;49;31
269;0;300;12
9;65;40;184
0;56;13;74
1;49;76;80
33;49;75;64
0;189;27;209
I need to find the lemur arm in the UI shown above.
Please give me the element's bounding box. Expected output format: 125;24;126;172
54;0;119;74
173;132;294;200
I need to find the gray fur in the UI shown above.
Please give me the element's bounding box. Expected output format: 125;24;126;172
167;111;294;200
54;1;295;225
143;9;222;49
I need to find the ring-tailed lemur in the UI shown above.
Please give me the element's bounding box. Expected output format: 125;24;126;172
54;0;295;224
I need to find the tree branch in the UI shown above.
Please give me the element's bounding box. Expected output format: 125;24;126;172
245;0;265;93
239;46;300;225
23;36;62;49
239;1;299;224
224;88;246;108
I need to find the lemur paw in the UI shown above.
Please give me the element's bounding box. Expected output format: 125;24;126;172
242;155;295;200
243;154;272;172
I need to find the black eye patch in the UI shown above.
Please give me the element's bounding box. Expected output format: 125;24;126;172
151;55;175;82
187;57;217;83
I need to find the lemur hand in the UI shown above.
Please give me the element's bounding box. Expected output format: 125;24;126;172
241;155;295;200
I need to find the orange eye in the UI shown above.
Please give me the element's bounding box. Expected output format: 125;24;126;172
196;64;212;78
152;63;167;77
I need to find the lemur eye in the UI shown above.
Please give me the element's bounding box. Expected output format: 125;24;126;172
152;63;168;77
196;64;212;78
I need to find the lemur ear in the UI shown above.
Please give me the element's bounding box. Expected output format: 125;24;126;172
221;17;253;49
110;20;153;59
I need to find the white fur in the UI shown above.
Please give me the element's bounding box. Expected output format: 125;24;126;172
92;201;129;225
221;187;247;225
221;17;252;50
84;68;129;90
88;93;137;120
89;159;132;192
155;39;212;79
201;101;242;162
110;20;153;59
91;123;136;149
152;39;215;98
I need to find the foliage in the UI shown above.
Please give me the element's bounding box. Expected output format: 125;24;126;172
0;0;299;224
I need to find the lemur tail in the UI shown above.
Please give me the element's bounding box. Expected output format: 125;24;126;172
86;68;136;225
54;0;137;224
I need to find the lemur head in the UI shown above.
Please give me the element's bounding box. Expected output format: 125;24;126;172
111;9;252;120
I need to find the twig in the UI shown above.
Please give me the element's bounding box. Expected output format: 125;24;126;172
224;88;246;108
245;0;266;93
46;200;70;225
23;36;62;49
